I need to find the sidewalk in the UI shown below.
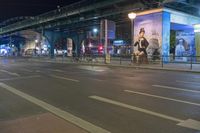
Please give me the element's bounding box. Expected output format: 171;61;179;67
0;113;88;133
27;57;200;73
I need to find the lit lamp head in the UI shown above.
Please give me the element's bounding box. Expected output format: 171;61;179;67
128;12;136;20
93;28;98;33
35;40;39;43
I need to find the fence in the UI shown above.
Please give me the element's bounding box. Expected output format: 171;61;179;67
1;54;200;71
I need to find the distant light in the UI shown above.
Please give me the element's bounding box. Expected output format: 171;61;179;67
93;28;98;33
194;24;200;29
98;45;103;51
88;43;92;48
128;12;136;20
0;49;7;54
113;40;124;46
194;24;200;33
194;29;200;33
35;40;39;43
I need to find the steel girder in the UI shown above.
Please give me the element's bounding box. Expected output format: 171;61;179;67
0;0;127;35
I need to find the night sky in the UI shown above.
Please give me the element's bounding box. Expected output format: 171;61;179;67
0;0;81;22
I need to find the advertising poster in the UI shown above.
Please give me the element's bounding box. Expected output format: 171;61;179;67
134;12;162;59
175;31;195;62
67;38;73;56
195;33;200;60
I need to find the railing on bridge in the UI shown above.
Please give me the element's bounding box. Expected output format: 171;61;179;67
0;0;126;35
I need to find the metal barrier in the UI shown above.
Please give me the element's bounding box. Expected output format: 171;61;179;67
1;54;200;71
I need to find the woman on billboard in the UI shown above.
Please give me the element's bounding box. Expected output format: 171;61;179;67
134;28;149;62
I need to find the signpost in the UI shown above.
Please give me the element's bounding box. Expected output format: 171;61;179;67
100;19;116;64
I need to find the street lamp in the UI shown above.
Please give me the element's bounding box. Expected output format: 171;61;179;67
35;39;39;56
128;12;136;56
93;28;98;33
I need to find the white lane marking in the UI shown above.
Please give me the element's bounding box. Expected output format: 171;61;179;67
89;95;182;122
178;119;200;131
50;75;80;82
0;69;20;76
0;75;41;81
124;90;200;107
48;69;65;73
152;85;200;93
90;78;104;82
176;80;200;85
193;77;200;79
89;95;200;131
78;66;107;72
93;70;105;72
22;69;33;72
0;83;110;133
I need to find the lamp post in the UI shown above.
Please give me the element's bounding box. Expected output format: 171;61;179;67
128;12;136;56
35;39;39;56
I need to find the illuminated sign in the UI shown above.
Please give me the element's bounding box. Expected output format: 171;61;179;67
113;40;125;46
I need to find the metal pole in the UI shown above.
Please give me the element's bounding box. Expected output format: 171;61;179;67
131;19;134;63
104;19;108;64
105;19;108;55
131;19;134;53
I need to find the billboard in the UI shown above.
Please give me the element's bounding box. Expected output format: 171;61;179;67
67;38;73;56
134;12;162;58
175;31;195;62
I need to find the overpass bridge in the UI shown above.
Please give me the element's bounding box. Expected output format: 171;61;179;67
0;0;199;57
0;0;199;35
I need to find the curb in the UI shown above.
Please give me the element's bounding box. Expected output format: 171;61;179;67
28;59;200;74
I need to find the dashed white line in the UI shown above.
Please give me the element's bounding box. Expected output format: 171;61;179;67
89;95;182;122
152;85;200;93
48;69;65;73
0;75;41;81
124;90;200;107
35;70;41;73
176;80;200;85
90;78;104;82
22;69;33;72
0;69;20;76
178;119;200;131
89;95;200;131
0;83;110;133
50;75;80;82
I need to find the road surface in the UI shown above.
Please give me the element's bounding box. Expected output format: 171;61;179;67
0;58;200;133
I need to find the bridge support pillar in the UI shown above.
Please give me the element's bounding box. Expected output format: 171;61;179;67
44;30;62;58
68;31;87;56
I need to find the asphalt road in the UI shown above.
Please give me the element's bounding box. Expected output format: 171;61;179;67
0;58;200;133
